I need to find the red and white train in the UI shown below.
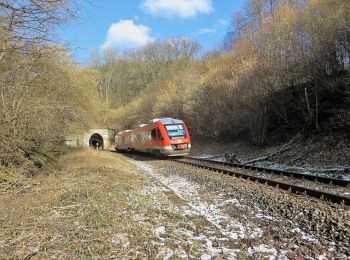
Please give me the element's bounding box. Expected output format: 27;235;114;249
115;118;191;156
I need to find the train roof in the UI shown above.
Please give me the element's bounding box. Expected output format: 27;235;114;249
149;118;184;124
116;118;185;136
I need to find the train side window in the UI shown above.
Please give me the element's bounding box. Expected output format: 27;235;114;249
157;129;163;140
151;129;157;140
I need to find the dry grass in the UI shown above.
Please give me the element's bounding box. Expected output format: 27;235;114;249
0;149;165;258
1;149;242;259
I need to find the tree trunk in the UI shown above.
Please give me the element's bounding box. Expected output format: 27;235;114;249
314;79;320;130
250;105;268;146
304;86;310;115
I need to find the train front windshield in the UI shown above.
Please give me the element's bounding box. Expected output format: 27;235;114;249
164;124;187;139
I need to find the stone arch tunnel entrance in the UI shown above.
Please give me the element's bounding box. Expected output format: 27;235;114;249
89;133;104;150
65;129;113;149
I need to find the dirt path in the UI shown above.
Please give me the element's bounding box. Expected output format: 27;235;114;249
0;150;348;259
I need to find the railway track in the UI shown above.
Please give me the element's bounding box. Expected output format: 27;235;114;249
184;156;350;186
171;157;350;206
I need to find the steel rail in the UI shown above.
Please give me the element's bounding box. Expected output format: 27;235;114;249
171;158;350;206
183;156;350;187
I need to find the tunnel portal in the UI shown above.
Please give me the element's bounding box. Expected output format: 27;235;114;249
89;133;104;150
65;129;112;149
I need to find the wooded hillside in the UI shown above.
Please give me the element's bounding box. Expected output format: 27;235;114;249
1;0;349;174
97;0;349;146
0;0;101;173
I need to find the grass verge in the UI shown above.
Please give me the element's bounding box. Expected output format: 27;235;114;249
0;149;162;258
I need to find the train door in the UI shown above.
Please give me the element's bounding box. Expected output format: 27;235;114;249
150;128;157;148
157;128;163;143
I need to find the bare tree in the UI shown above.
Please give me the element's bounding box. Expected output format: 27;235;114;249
0;0;79;58
168;38;201;60
0;0;103;172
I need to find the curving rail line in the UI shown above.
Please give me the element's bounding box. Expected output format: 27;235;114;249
183;156;350;186
171;157;350;206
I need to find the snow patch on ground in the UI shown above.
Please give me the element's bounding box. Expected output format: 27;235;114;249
248;244;278;259
111;233;130;249
163;248;174;260
155;226;166;237
291;227;318;243
141;181;169;195
254;161;350;181
194;155;350;181
130;159;262;240
128;158;338;259
129;159;269;259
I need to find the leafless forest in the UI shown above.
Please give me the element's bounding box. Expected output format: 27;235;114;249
96;0;350;144
0;0;100;173
1;0;349;174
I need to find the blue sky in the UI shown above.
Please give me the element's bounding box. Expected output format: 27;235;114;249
60;0;245;64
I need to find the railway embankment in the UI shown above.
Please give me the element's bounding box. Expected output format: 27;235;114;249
190;132;350;180
1;149;349;258
126;154;350;258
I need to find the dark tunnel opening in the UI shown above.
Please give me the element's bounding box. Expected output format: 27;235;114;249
89;133;104;150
